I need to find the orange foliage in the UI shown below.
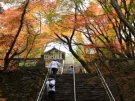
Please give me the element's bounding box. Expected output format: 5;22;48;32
0;8;22;32
0;1;55;59
0;98;6;101
86;2;103;15
83;44;100;49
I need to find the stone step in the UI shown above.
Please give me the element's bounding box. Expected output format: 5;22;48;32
41;73;107;101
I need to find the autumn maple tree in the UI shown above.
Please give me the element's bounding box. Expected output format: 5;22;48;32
39;0;117;72
0;0;55;71
41;0;135;68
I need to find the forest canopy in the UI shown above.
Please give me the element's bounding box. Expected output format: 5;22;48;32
0;0;135;72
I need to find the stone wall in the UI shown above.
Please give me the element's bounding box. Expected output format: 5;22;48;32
0;55;47;101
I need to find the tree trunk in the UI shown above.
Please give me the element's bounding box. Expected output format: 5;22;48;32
68;40;91;73
4;57;10;71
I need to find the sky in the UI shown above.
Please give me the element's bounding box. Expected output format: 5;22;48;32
0;2;7;9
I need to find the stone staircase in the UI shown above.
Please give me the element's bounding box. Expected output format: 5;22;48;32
41;73;108;101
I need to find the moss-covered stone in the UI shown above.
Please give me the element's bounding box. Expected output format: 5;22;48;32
0;66;47;101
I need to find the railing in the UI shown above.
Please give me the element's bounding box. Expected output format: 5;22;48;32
36;64;63;101
61;60;64;74
36;70;49;101
72;56;76;101
95;63;115;101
